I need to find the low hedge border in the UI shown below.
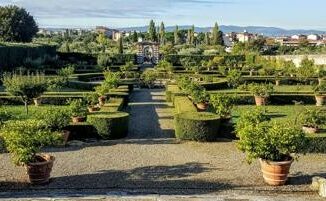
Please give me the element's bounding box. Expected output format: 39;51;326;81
166;85;181;102
174;112;221;142
87;112;129;139
306;134;326;153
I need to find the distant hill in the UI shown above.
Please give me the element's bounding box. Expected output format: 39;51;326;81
118;25;326;37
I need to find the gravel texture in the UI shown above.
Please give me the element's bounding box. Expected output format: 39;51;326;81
0;89;325;200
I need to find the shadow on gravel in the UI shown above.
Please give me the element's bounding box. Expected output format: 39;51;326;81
289;172;326;185
0;162;233;198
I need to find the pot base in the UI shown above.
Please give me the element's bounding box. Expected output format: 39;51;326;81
26;154;55;185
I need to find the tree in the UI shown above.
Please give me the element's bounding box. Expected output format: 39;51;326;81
148;20;157;42
212;22;224;46
187;29;192;45
190;25;195;45
205;32;210;46
174;25;180;45
0;6;38;42
159;22;166;45
96;33;109;53
132;31;138;43
2;72;48;114
118;36;123;54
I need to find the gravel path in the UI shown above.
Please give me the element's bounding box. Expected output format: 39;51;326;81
0;89;325;200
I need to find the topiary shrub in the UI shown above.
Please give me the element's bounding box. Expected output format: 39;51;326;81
174;112;220;142
87;112;129;139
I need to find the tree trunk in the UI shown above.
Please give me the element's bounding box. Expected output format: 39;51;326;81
24;101;29;115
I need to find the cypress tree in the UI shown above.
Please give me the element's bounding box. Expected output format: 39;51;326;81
174;25;180;45
212;22;224;46
148;20;157;42
159;22;166;45
205;32;210;46
118;37;123;54
132;31;138;43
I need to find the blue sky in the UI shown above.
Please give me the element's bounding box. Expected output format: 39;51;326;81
1;0;326;30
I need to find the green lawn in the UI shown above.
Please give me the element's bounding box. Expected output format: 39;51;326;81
232;105;326;134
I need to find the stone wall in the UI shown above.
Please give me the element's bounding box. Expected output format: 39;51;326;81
265;55;326;67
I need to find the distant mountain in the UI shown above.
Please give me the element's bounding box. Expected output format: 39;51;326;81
118;25;326;37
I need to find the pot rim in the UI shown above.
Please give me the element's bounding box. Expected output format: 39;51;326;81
259;157;294;165
26;154;55;166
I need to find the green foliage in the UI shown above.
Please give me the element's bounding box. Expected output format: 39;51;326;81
0;6;38;42
226;69;242;88
39;107;71;131
120;61;134;72
87;112;129;139
241;83;274;97
211;22;224;46
210;94;235;118
236;120;308;163
95;71;120;96
86;93;99;106
141;70;157;88
156;59;173;73
0;107;12;125
174;112;221;142
2;72;48;114
190;88;209;104
0;119;61;165
299;108;326;128
313;82;326;95
174;96;197;113
68;99;87;117
178;47;203;55
97;54;112;68
148;20;158;42
235;107;270;132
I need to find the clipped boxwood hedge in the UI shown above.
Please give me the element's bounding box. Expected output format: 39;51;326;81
306;134;326;153
174;96;197;113
87;112;129;139
174;112;221;142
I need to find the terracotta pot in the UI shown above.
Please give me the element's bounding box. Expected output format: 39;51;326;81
61;130;70;145
88;106;100;113
72;116;86;123
254;96;268;106
98;96;106;106
302;126;319;134
33;98;42;107
196;102;209;111
315;95;325;107
26;154;55;185
259;158;293;186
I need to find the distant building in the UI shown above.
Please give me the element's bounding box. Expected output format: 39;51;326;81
291;34;307;40
236;30;257;42
96;26;122;41
307;34;320;41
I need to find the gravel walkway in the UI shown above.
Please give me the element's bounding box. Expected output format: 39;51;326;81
0;89;325;200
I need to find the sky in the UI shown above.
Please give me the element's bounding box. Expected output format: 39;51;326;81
0;0;326;30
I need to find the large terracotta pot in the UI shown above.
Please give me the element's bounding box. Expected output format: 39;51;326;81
98;96;106;106
196;102;209;111
88;106;100;113
26;154;55;185
315;95;325;107
259;158;293;186
72;116;86;123
302;125;319;134
254;96;268;106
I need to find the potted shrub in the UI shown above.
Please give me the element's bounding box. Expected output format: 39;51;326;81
299;108;326;134
191;89;209;111
0;119;61;184
313;83;326;106
247;83;274;106
68;99;88;123
210;94;235;123
95;71;120;105
95;85;109;106
40;107;72;145
86;93;100;112
236;114;308;186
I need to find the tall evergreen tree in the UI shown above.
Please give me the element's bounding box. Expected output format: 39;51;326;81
118;36;123;54
159;22;166;45
212;22;224;46
187;29;191;45
190;25;195;45
148;20;157;42
132;31;138;43
174;25;180;45
205;32;210;46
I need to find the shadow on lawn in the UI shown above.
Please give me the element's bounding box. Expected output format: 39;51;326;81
0;162;233;198
289;172;326;185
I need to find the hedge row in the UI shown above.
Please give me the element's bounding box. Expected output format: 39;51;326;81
164;54;245;66
307;134;326;153
173;96;197;113
174;112;221;142
0;44;56;69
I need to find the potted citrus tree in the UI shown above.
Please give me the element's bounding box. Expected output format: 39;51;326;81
313;83;326;106
69;99;88;123
300;108;326;134
40;107;72;145
248;83;274;106
86;93;100;112
210;93;235;123
190;87;209;111
0;119;61;184
236;110;308;186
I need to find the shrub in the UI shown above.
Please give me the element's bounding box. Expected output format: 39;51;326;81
68;99;87;117
97;54;112;68
210;94;235;119
174;96;197;113
299;108;326;128
236;120;309;163
39;107;71;131
141;70;157;88
87;112;129;139
120;61;134;72
174;112;220;141
86;93;99;107
156;60;173;73
235;107;270;133
313;82;326;95
0;119;61;165
244;83;274;97
0;107;11;125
